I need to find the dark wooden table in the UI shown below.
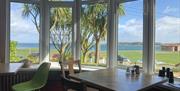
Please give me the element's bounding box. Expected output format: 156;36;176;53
0;63;23;74
156;82;180;91
70;68;168;91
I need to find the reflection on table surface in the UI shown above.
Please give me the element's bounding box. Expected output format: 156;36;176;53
70;68;168;91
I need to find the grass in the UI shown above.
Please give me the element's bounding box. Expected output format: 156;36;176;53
155;51;180;64
119;50;180;65
16;48;38;57
15;48;180;78
118;51;142;62
16;48;180;65
17;48;59;58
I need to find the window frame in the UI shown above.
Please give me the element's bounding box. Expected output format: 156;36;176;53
7;0;156;75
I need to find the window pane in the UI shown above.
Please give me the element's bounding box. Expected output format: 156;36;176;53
10;3;40;63
81;4;107;67
49;7;72;62
118;0;143;68
155;0;180;78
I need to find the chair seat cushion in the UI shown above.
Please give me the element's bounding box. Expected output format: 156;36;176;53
12;81;43;91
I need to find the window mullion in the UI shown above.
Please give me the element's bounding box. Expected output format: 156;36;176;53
40;0;50;62
143;0;155;74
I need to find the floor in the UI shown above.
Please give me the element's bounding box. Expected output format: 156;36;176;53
44;81;64;91
43;81;99;91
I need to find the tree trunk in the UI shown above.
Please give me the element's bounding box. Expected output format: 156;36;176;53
82;52;87;63
95;39;100;64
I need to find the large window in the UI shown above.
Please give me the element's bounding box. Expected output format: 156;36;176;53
117;0;143;68
80;3;108;66
10;2;40;63
155;0;180;78
49;7;72;62
8;0;180;77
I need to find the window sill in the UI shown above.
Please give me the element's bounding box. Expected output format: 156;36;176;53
19;62;106;71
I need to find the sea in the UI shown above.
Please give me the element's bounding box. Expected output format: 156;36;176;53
17;43;162;51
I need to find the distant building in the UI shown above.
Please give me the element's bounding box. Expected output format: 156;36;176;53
161;43;180;52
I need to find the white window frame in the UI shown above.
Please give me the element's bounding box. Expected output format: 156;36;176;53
143;0;155;74
7;0;156;75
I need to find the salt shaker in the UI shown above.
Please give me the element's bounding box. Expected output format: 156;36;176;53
134;65;140;74
126;67;130;74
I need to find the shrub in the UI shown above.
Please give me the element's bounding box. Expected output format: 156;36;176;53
10;41;20;62
51;54;60;62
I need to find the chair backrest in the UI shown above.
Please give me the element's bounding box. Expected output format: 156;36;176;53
59;59;85;91
59;59;81;78
32;62;51;86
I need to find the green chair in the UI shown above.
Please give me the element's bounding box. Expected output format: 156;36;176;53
12;62;51;91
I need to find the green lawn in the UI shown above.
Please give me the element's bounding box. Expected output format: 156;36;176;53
155;51;180;64
118;51;142;62
17;48;58;58
118;50;180;65
16;48;180;65
17;48;38;57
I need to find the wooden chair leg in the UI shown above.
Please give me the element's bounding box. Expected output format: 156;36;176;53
64;87;68;91
83;84;87;91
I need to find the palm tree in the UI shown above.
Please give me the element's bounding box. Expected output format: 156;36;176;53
22;4;40;33
80;6;95;63
50;8;72;61
21;4;72;61
82;3;125;64
21;2;125;63
81;4;105;63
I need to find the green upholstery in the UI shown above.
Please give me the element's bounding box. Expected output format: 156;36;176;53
12;62;51;91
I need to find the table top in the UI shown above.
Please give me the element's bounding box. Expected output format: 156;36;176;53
0;63;23;74
158;82;180;91
70;68;168;91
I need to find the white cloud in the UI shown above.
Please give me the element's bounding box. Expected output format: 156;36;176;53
11;4;180;43
10;5;39;43
118;16;180;43
156;16;180;43
163;6;178;14
118;19;143;42
11;9;37;33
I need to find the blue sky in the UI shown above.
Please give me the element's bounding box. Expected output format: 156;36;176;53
11;0;180;43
